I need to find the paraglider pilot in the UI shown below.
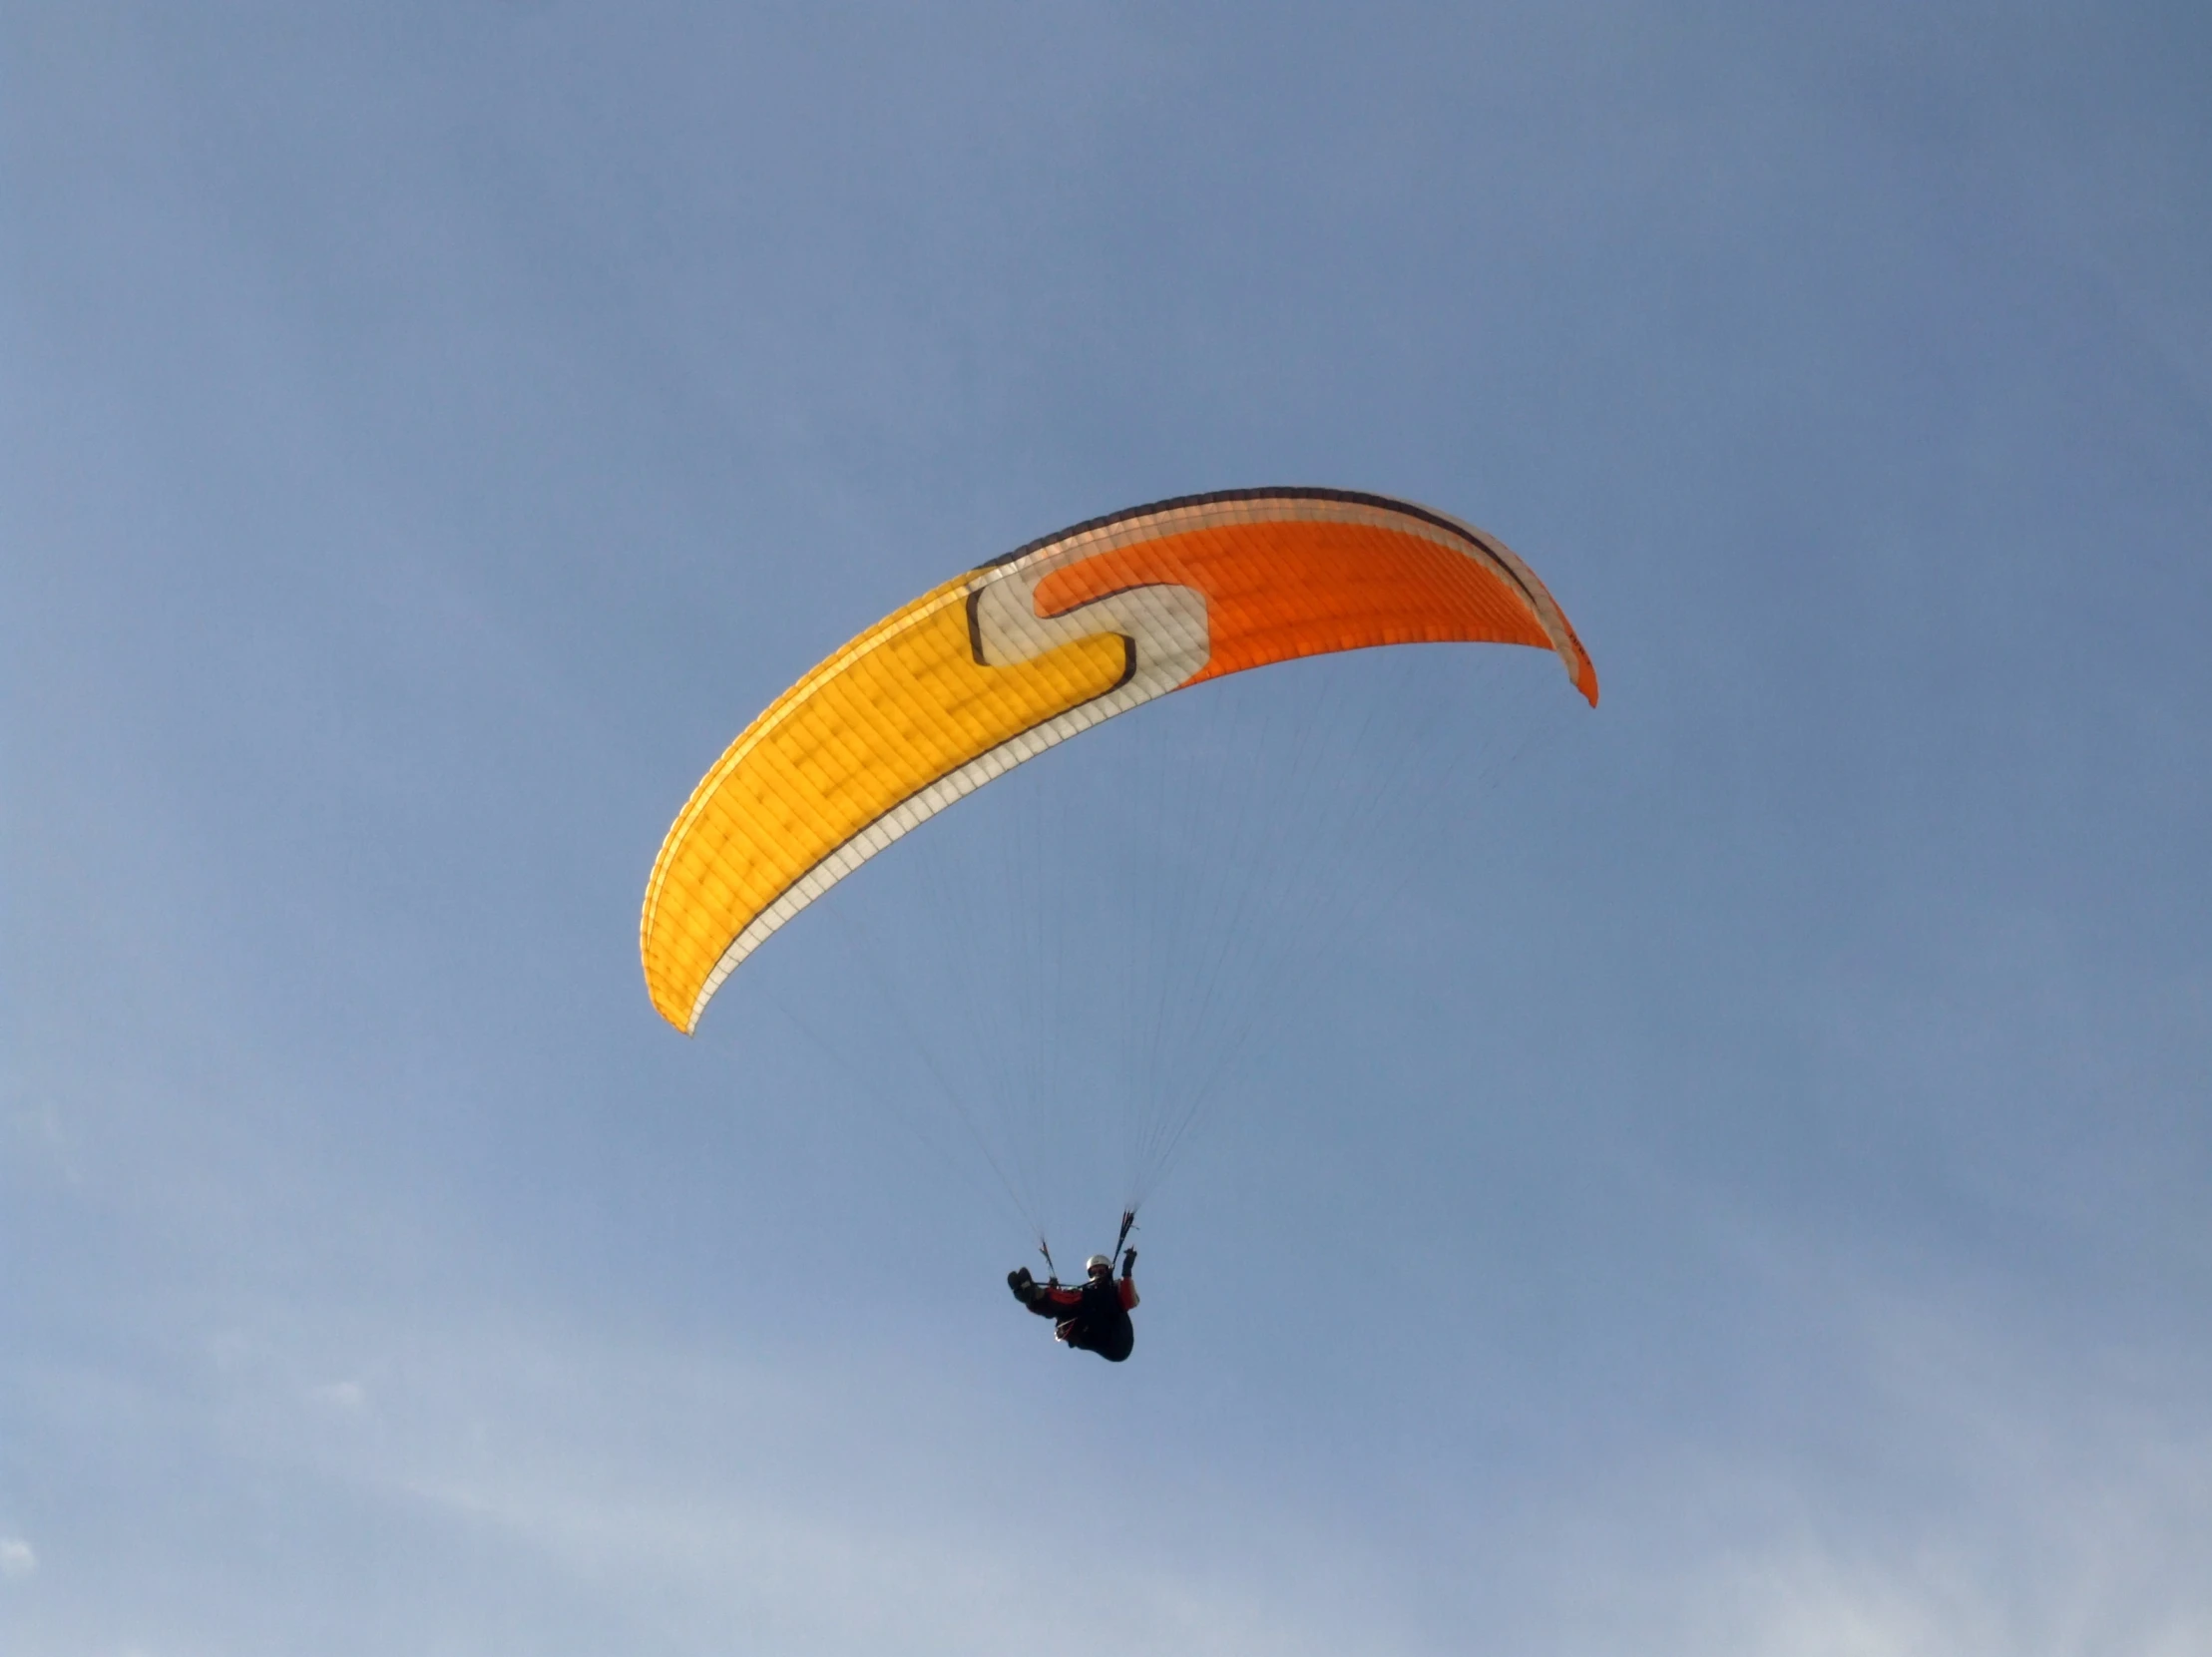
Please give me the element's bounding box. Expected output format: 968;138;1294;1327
1009;1248;1138;1363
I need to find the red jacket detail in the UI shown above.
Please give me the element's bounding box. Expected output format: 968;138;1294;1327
1041;1277;1138;1311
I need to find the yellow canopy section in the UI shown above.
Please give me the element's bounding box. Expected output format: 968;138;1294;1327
641;488;1596;1033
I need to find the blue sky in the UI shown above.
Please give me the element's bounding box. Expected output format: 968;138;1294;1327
5;3;2209;1652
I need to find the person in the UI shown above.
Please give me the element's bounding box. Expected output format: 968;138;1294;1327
1008;1249;1139;1362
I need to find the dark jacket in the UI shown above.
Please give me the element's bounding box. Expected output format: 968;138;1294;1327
1019;1269;1139;1363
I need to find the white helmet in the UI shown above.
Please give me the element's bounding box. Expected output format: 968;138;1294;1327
1086;1254;1112;1276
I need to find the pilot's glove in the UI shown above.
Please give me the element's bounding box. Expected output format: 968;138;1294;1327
1122;1249;1137;1273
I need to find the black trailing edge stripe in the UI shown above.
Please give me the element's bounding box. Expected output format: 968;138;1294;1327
965;486;1549;634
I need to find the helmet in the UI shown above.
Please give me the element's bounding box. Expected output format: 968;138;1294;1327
1086;1254;1112;1276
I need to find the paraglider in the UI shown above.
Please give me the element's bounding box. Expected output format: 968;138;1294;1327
1009;1248;1139;1363
640;487;1598;1353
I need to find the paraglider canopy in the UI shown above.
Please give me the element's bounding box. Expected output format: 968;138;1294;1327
640;488;1596;1036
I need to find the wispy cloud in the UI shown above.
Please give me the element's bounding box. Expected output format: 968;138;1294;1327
306;1379;368;1413
255;1313;1420;1657
1456;1262;2212;1657
85;1286;2198;1656
0;1537;36;1580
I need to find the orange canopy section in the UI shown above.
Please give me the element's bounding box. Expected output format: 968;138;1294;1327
642;489;1596;1033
